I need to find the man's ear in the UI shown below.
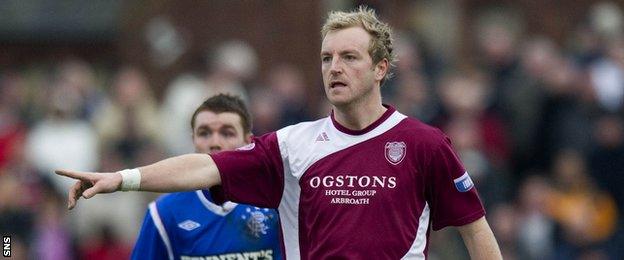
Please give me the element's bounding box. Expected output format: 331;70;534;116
245;133;253;143
374;58;389;82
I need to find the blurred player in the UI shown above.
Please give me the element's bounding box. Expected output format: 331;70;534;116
57;6;501;259
131;94;282;260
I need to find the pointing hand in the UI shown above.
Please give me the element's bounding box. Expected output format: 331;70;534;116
55;170;123;210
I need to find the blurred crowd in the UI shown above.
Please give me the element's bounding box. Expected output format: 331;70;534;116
2;2;624;260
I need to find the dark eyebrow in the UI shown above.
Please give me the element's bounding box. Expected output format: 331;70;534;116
219;124;238;132
221;124;235;129
339;49;359;55
196;125;211;131
321;49;360;57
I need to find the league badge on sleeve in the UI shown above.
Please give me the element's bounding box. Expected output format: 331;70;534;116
385;141;406;165
453;171;474;192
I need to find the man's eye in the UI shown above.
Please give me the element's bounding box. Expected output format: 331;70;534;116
198;131;209;137
322;56;331;63
345;55;356;61
223;131;235;137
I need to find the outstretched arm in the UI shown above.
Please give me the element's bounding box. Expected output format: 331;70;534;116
56;153;220;209
458;216;502;260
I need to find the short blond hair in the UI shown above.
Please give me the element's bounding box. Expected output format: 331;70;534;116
321;6;396;82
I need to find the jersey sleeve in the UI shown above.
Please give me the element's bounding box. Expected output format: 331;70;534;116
210;132;285;208
131;205;172;260
426;134;485;231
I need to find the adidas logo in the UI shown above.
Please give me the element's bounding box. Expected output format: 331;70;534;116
315;132;330;142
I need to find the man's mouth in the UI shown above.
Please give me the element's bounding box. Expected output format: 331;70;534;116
330;81;347;88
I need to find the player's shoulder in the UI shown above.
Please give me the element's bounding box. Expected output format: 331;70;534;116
276;117;329;144
392;115;450;150
278;117;327;135
399;116;446;137
153;191;199;211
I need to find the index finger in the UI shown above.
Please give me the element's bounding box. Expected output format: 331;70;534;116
55;169;93;181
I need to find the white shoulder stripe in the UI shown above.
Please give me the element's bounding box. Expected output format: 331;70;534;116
149;202;174;260
401;203;430;259
277;111;407;180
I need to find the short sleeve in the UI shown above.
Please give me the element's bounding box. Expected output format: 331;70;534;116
210;132;284;208
427;135;485;231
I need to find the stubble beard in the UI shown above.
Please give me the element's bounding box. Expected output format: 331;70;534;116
327;83;377;111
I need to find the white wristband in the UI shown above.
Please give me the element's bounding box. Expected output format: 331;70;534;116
119;168;141;191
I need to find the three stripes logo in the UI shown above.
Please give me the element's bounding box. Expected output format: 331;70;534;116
315;132;330;142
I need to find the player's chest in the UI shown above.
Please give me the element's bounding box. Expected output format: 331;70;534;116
171;207;278;245
298;140;423;206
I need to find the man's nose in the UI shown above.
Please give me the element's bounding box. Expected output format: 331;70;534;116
329;57;343;75
207;134;223;149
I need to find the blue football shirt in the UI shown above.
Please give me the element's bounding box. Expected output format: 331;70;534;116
132;190;282;260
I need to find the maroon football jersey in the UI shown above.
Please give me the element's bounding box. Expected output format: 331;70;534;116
212;106;485;259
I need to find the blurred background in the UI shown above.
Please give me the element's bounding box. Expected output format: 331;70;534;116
1;0;623;259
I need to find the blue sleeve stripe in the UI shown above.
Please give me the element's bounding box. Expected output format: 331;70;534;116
149;202;174;260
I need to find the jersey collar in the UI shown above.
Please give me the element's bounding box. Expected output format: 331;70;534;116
330;104;396;135
196;190;237;216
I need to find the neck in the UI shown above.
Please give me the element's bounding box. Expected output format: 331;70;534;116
333;99;387;131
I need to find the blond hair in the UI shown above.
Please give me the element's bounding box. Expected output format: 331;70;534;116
321;6;396;82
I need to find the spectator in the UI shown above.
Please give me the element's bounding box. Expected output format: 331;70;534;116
0;72;28;170
516;174;555;260
547;149;618;259
385;34;438;122
588;114;624;259
93;66;161;165
264;63;312;126
161;40;256;155
589;36;624;113
25;74;99;193
32;181;73;260
436;71;510;166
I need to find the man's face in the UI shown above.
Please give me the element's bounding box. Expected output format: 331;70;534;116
321;26;385;107
192;111;249;154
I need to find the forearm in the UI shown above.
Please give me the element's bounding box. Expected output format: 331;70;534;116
458;217;502;260
137;153;221;192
